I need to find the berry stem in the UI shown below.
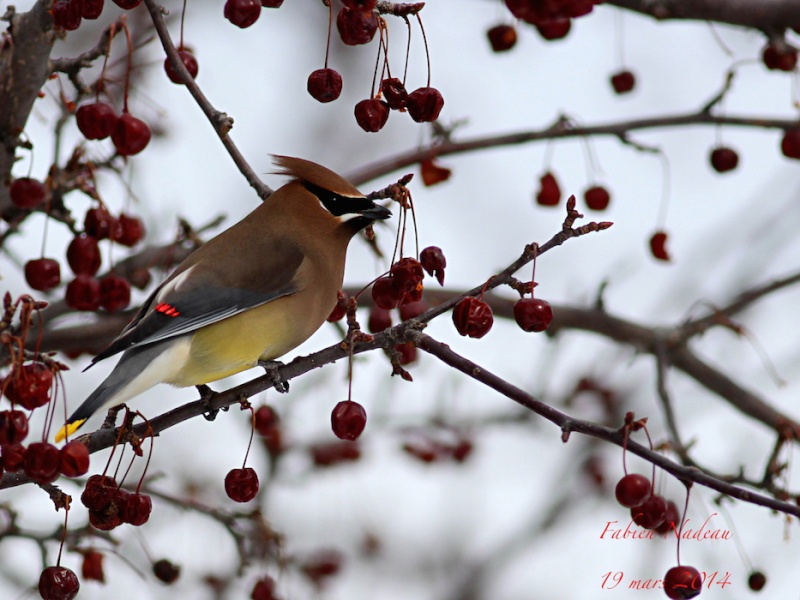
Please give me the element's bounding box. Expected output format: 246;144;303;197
242;405;256;469
415;14;431;88
676;483;693;565
323;1;333;69
122;22;134;113
56;504;70;567
179;0;188;48
529;243;539;296
401;16;412;85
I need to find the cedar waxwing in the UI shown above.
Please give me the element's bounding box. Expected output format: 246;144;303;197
55;156;391;442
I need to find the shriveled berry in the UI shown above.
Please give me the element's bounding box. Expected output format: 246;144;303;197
52;0;82;31
331;400;367;441
406;87;444;123
337;7;378;45
164;48;199;84
380;77;408;110
121;492;152;526
307;68;343;103
487;24;517;52
342;0;376;7
4;363;53;410
452;297;493;338
59;440;90;477
536;172;561;206
224;0;261;27
390;258;424;297
112;112;151;156
38;566;80;600
420;158;451;186
0;410;29;445
420;246;446;285
709;147;739;173
610;70;636;94
327;290;347;322
663;565;702;599
81;550;105;583
780;128;800;159
584;185;611;210
76;102;118;140
513;297;553;332
614;473;651;508
371;276;400;309
10;177;46;209
354;98;389;132
649;230;670;261
23;442;61;484
81;474;117;511
631;494;668;530
153;559;181;584
25;258;61;292
67;234;101;275
225;467;259;502
82;0;104;19
66;275;101;311
99;274;131;312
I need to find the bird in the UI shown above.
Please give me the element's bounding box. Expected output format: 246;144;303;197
55;156;391;443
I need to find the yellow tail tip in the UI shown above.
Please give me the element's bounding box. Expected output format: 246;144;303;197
54;420;86;444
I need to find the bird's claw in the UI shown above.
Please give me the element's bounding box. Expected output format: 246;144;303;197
258;360;289;393
197;384;219;421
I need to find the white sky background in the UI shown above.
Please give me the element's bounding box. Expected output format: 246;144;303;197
3;1;800;598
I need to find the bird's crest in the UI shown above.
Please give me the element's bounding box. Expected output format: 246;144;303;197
272;155;364;199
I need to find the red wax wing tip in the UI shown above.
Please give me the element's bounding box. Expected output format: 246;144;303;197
155;303;181;317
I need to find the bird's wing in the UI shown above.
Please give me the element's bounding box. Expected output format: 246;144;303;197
89;240;305;365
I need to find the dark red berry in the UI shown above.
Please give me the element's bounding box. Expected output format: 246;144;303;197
395;342;417;365
371;276;400;309
4;363;53;410
536;172;561;206
342;0;376;8
67;234;101;276
307;68;343;103
631;494;669;530
452;297;493;338
84;206;115;239
76;102;118;140
114;213;145;246
406;87;444;123
380;77;408;110
390;258;424;297
121;492;152;526
337;7;378;45
82;0;104;19
614;473;651;508
25;258;61;292
610;70;636;94
762;42;798;71
81;474;117;511
584;185;611;210
23;442;61;484
419;246;446;285
326;290;348;322
367;306;392;332
2;444;25;472
331;400;367;441
654;500;680;535
164;49;199;84
663;565;702;599
261;0;284;6
224;0;261;27
112;112;151;156
513;297;553;332
66;275;101;311
254;405;280;437
112;0;143;8
536;18;571;40
709;147;739;173
310;440;361;467
52;0;82;31
99;274;131;312
38;566;80;600
251;576;278;600
153;559;180;584
487;24;517;52
0;410;29;445
81;550;105;583
300;549;343;587
354;98;389;132
780;128;800;159
59;440;90;477
399;299;427;321
748;571;766;592
225;467;259;502
649;230;670;261
10;177;46;209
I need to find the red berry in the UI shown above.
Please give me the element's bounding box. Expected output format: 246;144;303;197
354;98;389;132
649;230;670;261
307;68;343;103
380;77;408;110
371;276;400;309
513;297;553;332
66;275;101;311
337;7;378;45
23;442;61;484
121;492;152;526
225;467;259;502
81;474;117;511
10;177;46;209
38;566;80;600
326;290;348;322
81;550;105;582
52;0;82;31
610;70;636;94
254;405;280;437
99;274;131;312
152;559;180;584
76;102;118;140
261;0;284;6
395;342;417;365
25;257;61;292
748;571;766;591
780;128;800;159
536;171;561;206
2;444;25;472
419;246;446;285
342;0;376;8
113;213;145;246
762;41;798;71
452;297;493;338
420;158;451;186
399;299;427;321
300;549;343;587
487;24;517;52
331;400;367;441
59;440;90;477
67;234;101;275
112;0;143;7
654;500;680;535
310;440;361;467
614;473;651;508
709;146;739;173
224;0;261;27
406;87;444;123
367;306;392;332
0;410;29;445
663;565;702;599
251;576;278;600
112;112;151;156
4;363;53;410
84;206;115;239
630;494;668;529
164;49;199;84
536;18;571;40
390;258;424;297
584;185;611;210
82;0;104;19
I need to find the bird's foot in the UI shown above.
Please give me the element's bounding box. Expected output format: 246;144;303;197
258;360;290;393
197;384;225;421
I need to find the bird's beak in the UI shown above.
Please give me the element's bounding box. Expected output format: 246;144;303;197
358;203;392;221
